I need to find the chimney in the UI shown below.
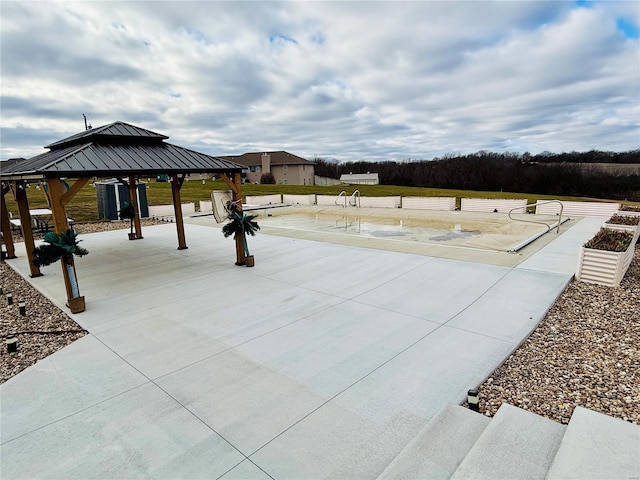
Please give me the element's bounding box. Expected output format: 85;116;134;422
261;153;271;173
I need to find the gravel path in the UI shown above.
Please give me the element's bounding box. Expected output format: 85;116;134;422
2;222;638;426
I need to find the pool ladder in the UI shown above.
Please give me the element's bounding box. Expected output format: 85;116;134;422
507;200;569;252
335;190;360;208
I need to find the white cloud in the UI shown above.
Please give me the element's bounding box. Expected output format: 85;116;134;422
1;0;638;161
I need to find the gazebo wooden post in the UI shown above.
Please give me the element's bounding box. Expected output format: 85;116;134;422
128;176;143;239
13;180;42;277
232;173;245;265
220;172;245;265
1;184;16;259
48;177;89;313
171;174;188;250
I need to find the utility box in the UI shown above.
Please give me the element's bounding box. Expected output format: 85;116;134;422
95;179;149;220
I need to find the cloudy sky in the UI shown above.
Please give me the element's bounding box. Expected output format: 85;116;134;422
1;1;638;162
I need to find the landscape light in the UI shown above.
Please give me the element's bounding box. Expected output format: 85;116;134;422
467;388;480;412
6;292;13;305
6;338;17;354
19;300;26;316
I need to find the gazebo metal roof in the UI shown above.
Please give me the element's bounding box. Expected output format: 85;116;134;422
1;121;244;180
45;121;169;149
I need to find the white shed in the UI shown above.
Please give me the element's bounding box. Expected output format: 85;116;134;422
339;173;380;185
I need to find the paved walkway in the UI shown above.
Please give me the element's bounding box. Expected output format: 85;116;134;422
1;217;603;479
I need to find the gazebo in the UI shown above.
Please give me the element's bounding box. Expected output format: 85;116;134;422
1;121;246;313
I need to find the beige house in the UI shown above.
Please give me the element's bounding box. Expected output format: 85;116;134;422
223;151;315;185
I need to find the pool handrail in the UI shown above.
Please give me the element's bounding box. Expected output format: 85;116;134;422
349;190;361;208
335;190;347;207
508;200;565;234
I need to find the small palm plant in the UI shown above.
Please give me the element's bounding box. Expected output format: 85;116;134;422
119;201;136;237
222;200;260;265
32;229;89;298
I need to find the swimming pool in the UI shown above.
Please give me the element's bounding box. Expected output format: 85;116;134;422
252;205;568;254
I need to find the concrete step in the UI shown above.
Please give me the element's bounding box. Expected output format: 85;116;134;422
546;406;640;480
377;405;490;480
451;403;566;480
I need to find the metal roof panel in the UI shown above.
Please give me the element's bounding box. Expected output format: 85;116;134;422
1;144;92;175
45;121;169;149
1;141;244;180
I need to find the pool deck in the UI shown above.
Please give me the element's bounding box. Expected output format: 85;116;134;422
1;216;603;479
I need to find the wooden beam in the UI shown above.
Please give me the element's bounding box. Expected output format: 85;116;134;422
115;176;141;239
48;178;85;312
115;176;130;188
220;173;241;195
60;177;89;206
48;179;72;234
13;180;42;277
1;186;16;259
128;176;143;239
171;174;188;250
232;172;245;265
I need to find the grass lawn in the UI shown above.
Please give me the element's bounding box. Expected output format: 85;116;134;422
3;178;635;224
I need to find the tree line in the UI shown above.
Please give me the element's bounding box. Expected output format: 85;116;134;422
313;150;640;201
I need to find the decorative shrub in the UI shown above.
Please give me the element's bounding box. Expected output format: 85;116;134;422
584;228;633;252
605;214;640;226
260;172;276;184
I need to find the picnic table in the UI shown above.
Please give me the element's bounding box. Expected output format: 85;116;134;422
9;209;73;233
29;209;53;231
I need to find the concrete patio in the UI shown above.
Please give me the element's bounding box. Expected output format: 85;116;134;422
1;216;604;479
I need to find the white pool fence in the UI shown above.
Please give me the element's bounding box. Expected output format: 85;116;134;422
148;194;628;221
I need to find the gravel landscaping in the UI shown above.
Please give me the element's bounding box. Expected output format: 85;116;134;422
0;261;87;383
1;222;638;427
478;244;639;425
1;220;161;383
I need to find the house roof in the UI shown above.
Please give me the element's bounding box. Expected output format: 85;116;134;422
1;121;244;180
223;151;314;167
